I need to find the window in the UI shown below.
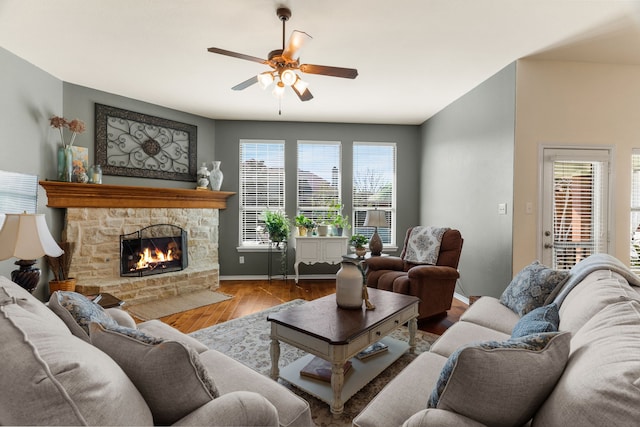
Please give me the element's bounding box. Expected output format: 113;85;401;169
352;142;396;246
631;150;640;272
239;140;285;246
0;170;38;226
296;141;341;224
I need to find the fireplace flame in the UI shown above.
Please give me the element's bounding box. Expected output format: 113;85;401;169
135;247;176;271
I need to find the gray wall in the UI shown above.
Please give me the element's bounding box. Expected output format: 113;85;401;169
214;120;421;277
0;47;63;300
420;63;517;298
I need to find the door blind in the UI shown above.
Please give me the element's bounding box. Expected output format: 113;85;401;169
552;159;606;269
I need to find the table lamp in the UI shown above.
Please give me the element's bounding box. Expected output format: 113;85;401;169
0;213;64;293
364;209;386;256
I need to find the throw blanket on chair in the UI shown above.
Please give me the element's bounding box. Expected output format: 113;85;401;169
403;226;450;265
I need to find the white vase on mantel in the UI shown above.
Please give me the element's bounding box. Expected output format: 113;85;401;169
210;161;223;191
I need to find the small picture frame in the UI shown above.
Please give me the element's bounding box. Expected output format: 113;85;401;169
95;103;197;181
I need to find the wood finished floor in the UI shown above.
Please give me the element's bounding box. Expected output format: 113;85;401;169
161;279;468;335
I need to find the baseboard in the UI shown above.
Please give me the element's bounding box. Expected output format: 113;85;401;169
454;292;469;305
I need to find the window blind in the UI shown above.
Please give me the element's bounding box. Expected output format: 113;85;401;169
296;141;341;223
239;140;285;246
352;142;396;245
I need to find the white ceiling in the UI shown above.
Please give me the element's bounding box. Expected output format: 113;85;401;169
2;0;640;125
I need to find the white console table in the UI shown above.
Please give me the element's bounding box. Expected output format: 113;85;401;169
292;236;349;283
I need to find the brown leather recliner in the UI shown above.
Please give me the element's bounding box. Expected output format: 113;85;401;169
365;228;463;320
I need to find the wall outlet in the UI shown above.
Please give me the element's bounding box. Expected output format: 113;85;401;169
239;256;245;264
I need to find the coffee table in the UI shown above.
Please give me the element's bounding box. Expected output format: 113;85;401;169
267;288;419;414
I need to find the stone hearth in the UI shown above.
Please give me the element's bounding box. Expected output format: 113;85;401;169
39;181;234;306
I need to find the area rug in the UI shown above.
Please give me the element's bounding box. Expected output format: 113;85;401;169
126;290;232;320
189;299;439;427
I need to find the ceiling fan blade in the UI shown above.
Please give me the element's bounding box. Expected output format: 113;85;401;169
292;84;313;101
299;64;358;79
282;30;312;61
207;47;267;64
232;76;259;91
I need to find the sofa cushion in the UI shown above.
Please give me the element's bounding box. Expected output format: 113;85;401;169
90;322;218;425
533;300;640;426
353;351;448;427
0;277;70;330
428;332;571;427
500;261;569;316
138;319;209;353
458;296;519;335
0;284;153;426
48;290;118;342
199;349;314;427
511;303;559;338
430;321;511;358
557;269;640;334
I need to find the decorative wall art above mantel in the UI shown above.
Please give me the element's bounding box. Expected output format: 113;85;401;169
95;103;197;181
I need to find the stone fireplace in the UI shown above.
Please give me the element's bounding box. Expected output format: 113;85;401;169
39;181;234;306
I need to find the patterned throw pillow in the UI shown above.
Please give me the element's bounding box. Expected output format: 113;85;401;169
428;332;571;427
511;303;560;338
89;322;219;425
48;291;118;342
500;261;569;316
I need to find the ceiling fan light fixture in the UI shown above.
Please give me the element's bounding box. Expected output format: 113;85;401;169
257;72;274;89
280;69;297;86
293;77;309;94
207;6;357;104
273;81;285;98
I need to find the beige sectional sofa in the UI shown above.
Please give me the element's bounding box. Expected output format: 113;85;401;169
0;275;311;426
354;254;640;426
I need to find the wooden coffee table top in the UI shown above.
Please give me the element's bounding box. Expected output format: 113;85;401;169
267;288;419;345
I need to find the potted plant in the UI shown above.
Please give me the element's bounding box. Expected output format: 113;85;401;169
328;201;350;236
262;210;291;247
45;241;76;295
350;234;369;257
331;214;350;236
294;214;315;236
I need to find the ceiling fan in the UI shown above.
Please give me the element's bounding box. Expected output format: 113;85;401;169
207;7;358;102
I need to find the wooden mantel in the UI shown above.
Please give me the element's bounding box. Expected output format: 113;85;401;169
39;181;235;209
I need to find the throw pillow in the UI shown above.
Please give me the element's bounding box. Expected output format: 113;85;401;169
500;261;569;316
48;291;118;342
428;332;571;427
89;322;219;425
511;303;560;338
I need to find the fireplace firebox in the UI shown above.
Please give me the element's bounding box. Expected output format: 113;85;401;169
120;224;188;277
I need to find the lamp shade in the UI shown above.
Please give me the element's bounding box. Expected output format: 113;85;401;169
0;213;64;261
364;210;386;228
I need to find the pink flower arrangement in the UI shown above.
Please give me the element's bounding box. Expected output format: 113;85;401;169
50;115;86;147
